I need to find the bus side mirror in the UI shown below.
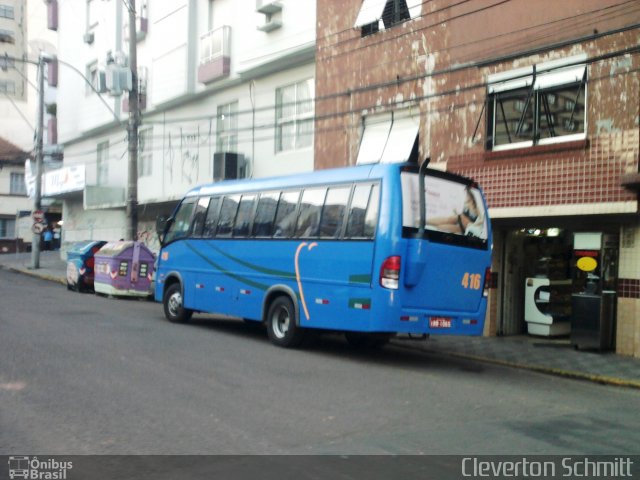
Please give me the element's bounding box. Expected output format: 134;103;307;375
156;215;171;243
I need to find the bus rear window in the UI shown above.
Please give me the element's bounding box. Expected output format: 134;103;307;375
401;172;488;248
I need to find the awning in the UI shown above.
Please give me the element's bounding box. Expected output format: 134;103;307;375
354;0;422;28
356;110;419;165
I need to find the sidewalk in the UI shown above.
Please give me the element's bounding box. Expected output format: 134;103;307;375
1;251;639;389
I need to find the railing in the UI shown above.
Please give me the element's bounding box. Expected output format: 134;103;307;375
199;25;231;65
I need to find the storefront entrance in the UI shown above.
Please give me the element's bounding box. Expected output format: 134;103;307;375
498;226;619;346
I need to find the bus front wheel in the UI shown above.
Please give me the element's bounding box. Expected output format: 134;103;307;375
266;296;305;348
163;283;193;323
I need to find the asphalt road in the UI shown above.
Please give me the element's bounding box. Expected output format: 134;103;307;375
1;269;639;457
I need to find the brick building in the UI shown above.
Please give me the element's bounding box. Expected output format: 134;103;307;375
315;0;640;356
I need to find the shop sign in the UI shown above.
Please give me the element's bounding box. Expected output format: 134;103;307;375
577;256;598;272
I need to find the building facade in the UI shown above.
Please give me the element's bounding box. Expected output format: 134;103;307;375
0;137;31;252
51;0;316;251
315;0;640;356
0;0;59;250
0;0;57;151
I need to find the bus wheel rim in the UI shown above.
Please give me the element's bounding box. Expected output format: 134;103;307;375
168;292;182;317
273;307;289;339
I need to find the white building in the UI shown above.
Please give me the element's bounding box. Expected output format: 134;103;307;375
51;0;316;252
0;0;58;251
0;0;57;151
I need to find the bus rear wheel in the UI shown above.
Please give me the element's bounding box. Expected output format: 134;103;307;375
163;283;193;323
266;296;305;348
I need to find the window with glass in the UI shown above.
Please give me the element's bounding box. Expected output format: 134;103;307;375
0;56;14;70
0;218;15;238
487;59;586;150
86;61;98;95
0;5;14;19
319;187;350;238
355;0;421;37
0;80;15;94
202;197;221;237
191;196;210;237
216;101;238;153
138;128;153;177
96;141;109;185
233;195;256;237
273;190;301;237
346;183;380;239
253;192;280;237
10;173;26;195
164;197;196;244
0;29;15;43
295;188;326;238
216;195;240;237
275;79;314;152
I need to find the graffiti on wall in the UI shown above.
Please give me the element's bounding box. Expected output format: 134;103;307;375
164;125;211;185
137;225;161;254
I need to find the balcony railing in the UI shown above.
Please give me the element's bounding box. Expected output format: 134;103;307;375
198;26;231;84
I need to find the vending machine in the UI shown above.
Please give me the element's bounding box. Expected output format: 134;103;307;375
570;233;618;350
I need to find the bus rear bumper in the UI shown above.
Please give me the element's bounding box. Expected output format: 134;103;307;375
391;309;486;336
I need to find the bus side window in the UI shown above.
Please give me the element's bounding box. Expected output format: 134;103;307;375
319;186;350;238
346;183;379;239
190;196;210;237
253;192;279;237
273;190;300;238
202;197;221;237
216;195;240;237
164;197;197;244
233;194;257;237
295;188;326;238
364;184;380;238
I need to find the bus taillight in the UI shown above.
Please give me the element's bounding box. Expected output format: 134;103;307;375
483;267;492;297
380;256;401;290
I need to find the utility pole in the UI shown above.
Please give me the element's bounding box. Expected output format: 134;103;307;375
30;54;46;269
125;0;139;241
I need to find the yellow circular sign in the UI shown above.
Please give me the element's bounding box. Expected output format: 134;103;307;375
577;256;598;272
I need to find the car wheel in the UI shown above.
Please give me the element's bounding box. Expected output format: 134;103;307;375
266;296;305;348
163;283;193;323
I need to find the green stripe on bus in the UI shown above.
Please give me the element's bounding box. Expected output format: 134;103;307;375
184;242;272;291
349;274;371;285
206;243;296;280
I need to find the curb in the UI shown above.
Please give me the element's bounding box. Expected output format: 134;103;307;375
4;266;66;286
393;341;640;390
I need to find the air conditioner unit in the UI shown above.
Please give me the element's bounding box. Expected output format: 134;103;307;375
256;0;282;14
213;152;246;181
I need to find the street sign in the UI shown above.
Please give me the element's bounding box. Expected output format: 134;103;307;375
32;210;45;222
32;222;44;234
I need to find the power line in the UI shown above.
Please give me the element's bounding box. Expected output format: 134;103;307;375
323;1;640;79
57;56;639;168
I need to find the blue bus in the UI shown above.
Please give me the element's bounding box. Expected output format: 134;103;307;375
154;160;492;348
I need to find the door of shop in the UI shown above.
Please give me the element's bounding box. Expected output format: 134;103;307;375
500;230;527;335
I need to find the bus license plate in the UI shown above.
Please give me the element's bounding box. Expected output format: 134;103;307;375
429;317;452;328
